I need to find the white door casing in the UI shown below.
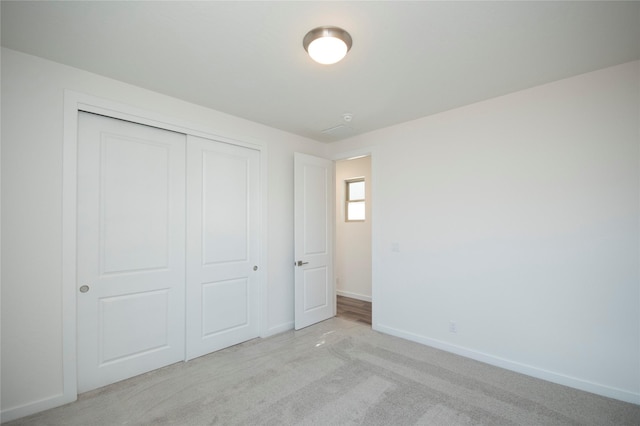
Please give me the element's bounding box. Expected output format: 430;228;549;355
76;112;186;393
294;153;335;330
185;135;261;360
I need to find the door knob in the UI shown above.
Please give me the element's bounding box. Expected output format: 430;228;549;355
296;260;309;267
253;265;258;271
79;285;90;293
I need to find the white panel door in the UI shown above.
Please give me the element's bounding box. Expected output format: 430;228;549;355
186;135;260;360
294;153;334;330
77;112;186;393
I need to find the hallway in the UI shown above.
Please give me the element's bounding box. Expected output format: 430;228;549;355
336;295;372;325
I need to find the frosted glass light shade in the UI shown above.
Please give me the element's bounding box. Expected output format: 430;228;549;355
308;37;348;64
303;26;352;65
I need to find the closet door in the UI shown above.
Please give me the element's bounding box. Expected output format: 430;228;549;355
77;112;186;393
186;136;260;360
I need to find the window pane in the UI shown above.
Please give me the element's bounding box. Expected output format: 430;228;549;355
348;181;365;201
347;201;365;221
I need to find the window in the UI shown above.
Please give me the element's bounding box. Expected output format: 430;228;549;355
346;178;365;221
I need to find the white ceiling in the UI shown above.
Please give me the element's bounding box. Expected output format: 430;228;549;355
2;1;639;143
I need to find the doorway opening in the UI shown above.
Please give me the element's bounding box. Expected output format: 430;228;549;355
335;155;372;326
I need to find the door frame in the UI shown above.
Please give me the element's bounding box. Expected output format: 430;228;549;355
330;147;378;330
62;90;268;402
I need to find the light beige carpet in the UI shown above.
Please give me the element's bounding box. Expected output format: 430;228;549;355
6;318;640;425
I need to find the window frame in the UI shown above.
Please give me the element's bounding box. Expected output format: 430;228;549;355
345;177;366;222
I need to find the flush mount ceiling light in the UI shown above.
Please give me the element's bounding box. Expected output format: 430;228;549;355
303;26;352;65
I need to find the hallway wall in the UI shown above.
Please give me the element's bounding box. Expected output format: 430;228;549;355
335;156;372;301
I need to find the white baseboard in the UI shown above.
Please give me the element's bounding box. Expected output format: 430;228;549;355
374;323;640;405
336;290;372;302
1;392;76;423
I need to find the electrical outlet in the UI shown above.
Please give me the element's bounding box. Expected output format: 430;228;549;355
449;321;457;333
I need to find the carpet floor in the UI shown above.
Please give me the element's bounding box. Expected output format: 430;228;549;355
6;318;639;425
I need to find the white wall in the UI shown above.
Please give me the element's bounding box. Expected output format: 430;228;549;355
335;156;372;301
329;61;640;403
0;47;327;419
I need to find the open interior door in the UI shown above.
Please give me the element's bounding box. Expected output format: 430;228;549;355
294;153;334;329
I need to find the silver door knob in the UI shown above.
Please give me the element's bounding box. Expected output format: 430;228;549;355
253;265;258;271
79;285;90;293
296;260;309;266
